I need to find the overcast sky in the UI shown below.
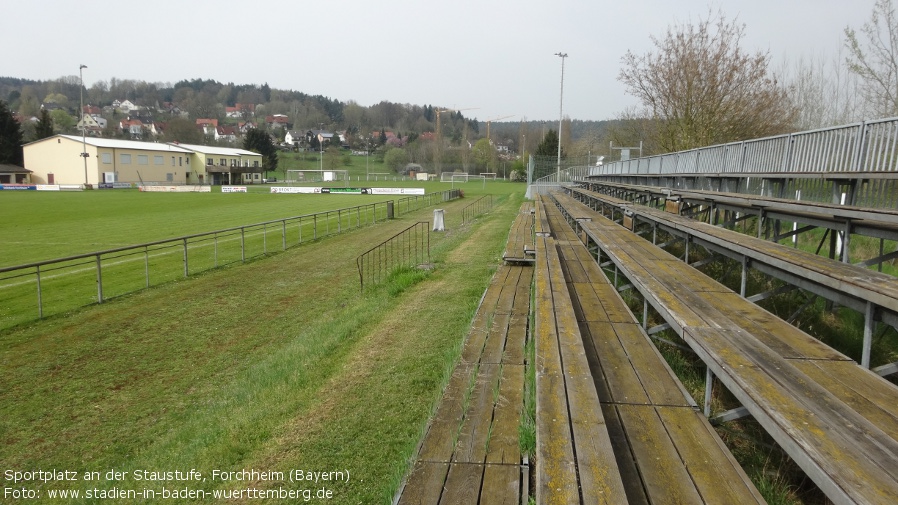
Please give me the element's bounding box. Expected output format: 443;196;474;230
4;0;875;122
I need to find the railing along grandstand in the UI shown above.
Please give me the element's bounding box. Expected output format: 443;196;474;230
461;195;494;224
531;117;898;208
356;222;430;291
0;191;460;331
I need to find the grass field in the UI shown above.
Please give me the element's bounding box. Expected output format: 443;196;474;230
0;180;526;503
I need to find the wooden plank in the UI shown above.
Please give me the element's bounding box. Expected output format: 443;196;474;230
486;364;524;465
599;404;650;505
616;404;705;504
418;363;475;463
697;291;850;361
584;321;651;405
502;313;527;366
479;465;521;505
481;312;511;365
793;360;898;443
611;322;693;407
439;463;483;505
455;364;502;464
397;461;450;505
686;327;898;505
656;406;765;504
571;282;611;323
534;235;579;503
591;283;638;324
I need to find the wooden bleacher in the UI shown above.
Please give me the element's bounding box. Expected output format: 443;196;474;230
503;203;536;264
537;195;765;504
566;185;898;370
547;190;898;505
396;205;533;505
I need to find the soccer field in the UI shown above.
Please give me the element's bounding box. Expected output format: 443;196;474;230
0;180;504;267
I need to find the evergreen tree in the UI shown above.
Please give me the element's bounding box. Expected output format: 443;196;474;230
379;128;387;145
0;100;24;166
34;109;55;140
243;128;278;174
535;129;563;158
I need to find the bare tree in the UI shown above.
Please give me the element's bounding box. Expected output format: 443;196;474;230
618;10;797;152
781;51;863;130
844;0;898;118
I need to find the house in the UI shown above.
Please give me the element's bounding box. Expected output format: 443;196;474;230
238;122;256;133
22;135;263;186
265;114;289;129
147;122;166;137
82;105;102;115
215;126;237;143
225;103;256;118
196;118;218;137
118;100;138;113
284;130;304;146
76;114;104;137
119;118;144;139
0;164;32;184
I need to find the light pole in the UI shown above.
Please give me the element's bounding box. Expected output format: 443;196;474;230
79;64;89;188
318;122;324;179
554;52;567;182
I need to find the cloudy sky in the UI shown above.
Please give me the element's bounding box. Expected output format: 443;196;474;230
5;0;875;122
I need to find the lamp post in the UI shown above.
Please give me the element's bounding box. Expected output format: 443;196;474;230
318;123;324;179
554;52;567;182
79;64;89;188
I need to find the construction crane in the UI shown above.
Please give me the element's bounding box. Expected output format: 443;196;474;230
434;107;478;174
485;115;515;144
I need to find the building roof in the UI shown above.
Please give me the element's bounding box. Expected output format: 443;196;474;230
169;143;261;157
0;164;31;174
29;135;194;153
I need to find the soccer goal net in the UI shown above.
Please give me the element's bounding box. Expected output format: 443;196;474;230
440;172;487;183
285;170;349;183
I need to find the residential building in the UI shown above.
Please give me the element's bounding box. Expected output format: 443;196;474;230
265;114;289;129
22;135;263;186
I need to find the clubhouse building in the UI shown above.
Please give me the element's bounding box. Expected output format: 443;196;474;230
23;135;264;186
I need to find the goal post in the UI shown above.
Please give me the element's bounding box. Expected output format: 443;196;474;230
285;170;349;183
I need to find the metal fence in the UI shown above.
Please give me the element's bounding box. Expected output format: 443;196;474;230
0;190;460;330
461;195;494;224
356;222;430;290
532;117;898;207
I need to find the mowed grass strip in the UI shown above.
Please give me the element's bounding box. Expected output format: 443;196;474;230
0;185;525;503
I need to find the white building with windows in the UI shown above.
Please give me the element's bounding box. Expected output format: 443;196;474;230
22;135;263;186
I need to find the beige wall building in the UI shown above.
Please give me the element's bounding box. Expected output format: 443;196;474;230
23;135;264;186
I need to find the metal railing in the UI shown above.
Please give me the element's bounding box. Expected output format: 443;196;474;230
0;190;460;330
356;222;430;290
462;195;494;224
532;117;898;207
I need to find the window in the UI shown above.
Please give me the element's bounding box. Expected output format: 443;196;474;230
138;155;148;165
154;155;164;165
172;156;175;166
220;158;226;166
166;173;174;182
253;161;259;168
101;153;112;164
120;154;131;165
207;158;213;166
179;157;183;166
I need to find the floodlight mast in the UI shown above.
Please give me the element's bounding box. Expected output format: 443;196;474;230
80;64;89;188
554;52;567;182
434;107;478;175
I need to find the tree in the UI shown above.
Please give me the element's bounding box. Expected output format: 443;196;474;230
0;100;24;166
383;147;409;172
165;116;203;144
844;0;898;117
535;129;563;158
243;128;277;174
618;10;796;152
49;109;75;133
33;109;54;140
472;138;495;172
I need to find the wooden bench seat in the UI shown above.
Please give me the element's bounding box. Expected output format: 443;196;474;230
547;191;898;505
533;199;627;504
503;202;535;263
540;196;765;504
396;205;534;505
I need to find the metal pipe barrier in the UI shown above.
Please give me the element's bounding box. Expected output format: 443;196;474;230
356;222;430;290
461;195;494;224
0;190;459;330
